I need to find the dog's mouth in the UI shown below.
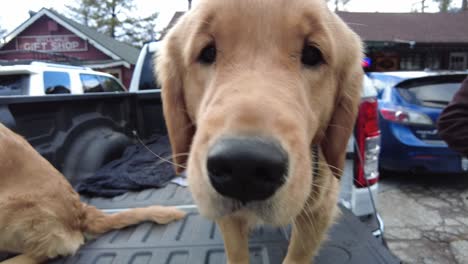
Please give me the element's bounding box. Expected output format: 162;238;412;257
216;194;280;221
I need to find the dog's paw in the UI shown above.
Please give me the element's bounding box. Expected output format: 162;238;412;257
168;207;187;221
147;206;187;224
282;258;314;264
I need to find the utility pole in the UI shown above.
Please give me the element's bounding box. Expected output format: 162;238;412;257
188;0;192;10
463;0;467;11
421;0;427;12
411;0;428;12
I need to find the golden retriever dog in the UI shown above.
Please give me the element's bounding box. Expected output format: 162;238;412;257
157;0;364;263
0;123;186;264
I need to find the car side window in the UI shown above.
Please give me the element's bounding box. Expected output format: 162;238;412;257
80;74;104;93
99;76;125;92
43;71;71;95
81;74;125;93
0;74;29;96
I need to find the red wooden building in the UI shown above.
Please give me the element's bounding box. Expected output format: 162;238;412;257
0;8;139;88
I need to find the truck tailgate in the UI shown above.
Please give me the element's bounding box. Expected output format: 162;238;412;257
48;185;400;264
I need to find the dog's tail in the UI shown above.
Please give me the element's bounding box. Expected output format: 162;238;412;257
81;203;186;235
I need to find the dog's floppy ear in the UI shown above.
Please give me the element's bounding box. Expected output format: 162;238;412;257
321;29;363;178
156;25;195;174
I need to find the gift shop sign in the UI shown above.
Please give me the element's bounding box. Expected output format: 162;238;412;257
16;35;87;52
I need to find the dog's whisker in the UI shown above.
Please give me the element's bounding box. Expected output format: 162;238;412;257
313;161;345;174
132;131;187;170
310;168;344;182
164;152;190;160
311;164;345;180
312;161;344;173
299;201;320;249
278;196;310;251
310;183;338;193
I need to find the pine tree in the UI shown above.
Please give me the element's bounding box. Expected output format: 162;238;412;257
66;0;158;48
0;23;7;45
433;0;453;12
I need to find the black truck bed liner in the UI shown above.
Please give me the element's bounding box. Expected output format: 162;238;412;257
0;79;399;264
47;184;400;264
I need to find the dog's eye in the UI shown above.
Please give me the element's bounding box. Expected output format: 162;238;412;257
301;44;324;67
198;43;217;64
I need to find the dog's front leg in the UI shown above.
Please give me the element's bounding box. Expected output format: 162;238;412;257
282;207;331;264
216;215;250;264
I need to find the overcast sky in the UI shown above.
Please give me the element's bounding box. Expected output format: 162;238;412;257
0;0;461;35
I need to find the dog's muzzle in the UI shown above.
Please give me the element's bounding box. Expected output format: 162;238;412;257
207;136;288;204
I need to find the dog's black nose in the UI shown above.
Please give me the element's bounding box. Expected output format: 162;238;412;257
207;137;288;203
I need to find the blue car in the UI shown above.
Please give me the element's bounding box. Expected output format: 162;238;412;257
368;71;468;174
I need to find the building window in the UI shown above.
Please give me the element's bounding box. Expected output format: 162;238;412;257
400;54;421;70
425;53;441;70
43;71;71;94
449;52;467;70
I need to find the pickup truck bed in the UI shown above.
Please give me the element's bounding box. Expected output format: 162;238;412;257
0;93;399;263
45;184;400;264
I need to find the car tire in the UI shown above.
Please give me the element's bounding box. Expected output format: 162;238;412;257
62;127;131;187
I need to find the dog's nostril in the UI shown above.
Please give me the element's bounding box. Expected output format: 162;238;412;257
207;136;288;203
255;167;272;181
208;161;232;181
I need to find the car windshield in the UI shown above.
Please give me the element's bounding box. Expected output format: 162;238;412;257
396;76;466;108
0;74;29;96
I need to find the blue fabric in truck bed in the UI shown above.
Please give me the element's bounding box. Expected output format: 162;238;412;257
75;135;176;198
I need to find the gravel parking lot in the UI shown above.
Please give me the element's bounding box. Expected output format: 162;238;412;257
377;173;468;264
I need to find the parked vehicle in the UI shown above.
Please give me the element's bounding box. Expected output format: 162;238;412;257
368;71;468;175
0;61;127;96
129;41;161;92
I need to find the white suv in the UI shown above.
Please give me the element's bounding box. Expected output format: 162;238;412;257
0;61;127;96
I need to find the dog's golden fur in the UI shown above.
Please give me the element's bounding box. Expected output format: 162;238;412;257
157;0;364;262
0;123;186;264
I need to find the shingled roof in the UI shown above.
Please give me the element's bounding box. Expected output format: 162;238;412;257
163;11;468;44
50;9;139;64
337;11;468;43
4;8;139;65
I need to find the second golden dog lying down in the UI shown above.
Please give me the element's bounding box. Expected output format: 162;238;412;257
0;123;186;264
157;0;364;263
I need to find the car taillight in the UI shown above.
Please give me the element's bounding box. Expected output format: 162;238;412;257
355;98;380;188
380;108;433;126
